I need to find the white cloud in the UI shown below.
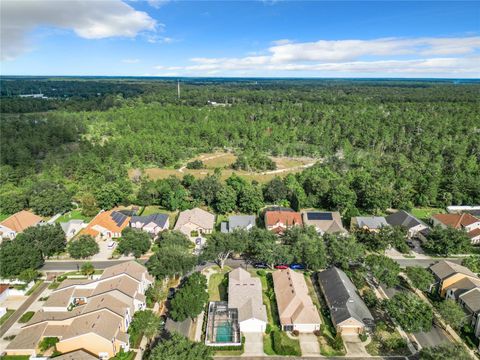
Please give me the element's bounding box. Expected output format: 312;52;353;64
0;0;157;60
147;0;170;9
152;36;480;77
122;58;141;63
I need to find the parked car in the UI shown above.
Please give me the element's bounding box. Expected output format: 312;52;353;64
274;264;289;269
253;262;268;269
289;263;305;270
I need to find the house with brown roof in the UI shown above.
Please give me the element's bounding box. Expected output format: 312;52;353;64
272;268;321;332
265;209;302;235
174;207;215;238
432;213;480;244
0;210;44;242
5;261;153;359
79;210;130;240
301;211;347;235
429;260;480;298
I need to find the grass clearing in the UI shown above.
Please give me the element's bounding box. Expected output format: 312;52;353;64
55;209;92;223
0;309;15;326
411;207;445;222
18;311;35;323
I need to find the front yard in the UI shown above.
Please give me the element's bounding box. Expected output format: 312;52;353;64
207;266;231;301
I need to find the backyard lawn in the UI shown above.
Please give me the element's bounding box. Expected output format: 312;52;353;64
55;209;92;223
207;266;231;302
411;207;444;222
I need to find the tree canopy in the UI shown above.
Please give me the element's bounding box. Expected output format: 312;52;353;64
67;235;99;259
118;228;151;258
384;292;433;333
148;333;213;360
169;272;209;321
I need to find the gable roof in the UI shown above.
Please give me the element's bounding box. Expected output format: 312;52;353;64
432;213;479;229
386;210;426;229
174;208;215;231
272;269;320;326
302;211;347;234
265;210;302;227
353;216;389;229
60;219;85;233
318;267;374;327
0;210;43;233
100;260;151;282
80;210;130;237
222;215;256;233
459;288;480;313
131;213;168;228
228;268;267;323
430;260;478;280
444;277;480;298
51;350;98;360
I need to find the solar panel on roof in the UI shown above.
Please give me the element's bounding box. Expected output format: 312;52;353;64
111;211;127;226
307;212;333;221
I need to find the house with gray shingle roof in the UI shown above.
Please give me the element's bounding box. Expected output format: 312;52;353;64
130;213;169;236
318;267;374;334
221;215;256;233
60;219;86;240
385;210;428;239
302;211;348;235
350;216;389;232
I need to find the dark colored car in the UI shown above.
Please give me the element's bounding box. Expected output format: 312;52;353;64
274;264;289;269
253;262;268;269
289;263;305;270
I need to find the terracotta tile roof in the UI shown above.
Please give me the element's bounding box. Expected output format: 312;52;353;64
0;283;9;295
265;211;302;227
432;213;479;229
80;210;130;237
468;228;480;239
0;210;43;233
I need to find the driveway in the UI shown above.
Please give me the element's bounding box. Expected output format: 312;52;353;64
298;333;320;356
243;332;265;356
342;334;369;357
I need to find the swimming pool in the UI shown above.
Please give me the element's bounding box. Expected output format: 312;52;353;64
216;322;232;343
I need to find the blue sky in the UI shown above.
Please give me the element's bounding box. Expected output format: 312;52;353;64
1;1;479;77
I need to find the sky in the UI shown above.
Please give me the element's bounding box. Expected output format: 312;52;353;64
1;0;479;78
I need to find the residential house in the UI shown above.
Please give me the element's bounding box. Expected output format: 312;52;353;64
60;220;87;240
301;211;347;235
265;209;302;235
350;216;389;232
221;215;256;233
385;210;428;239
429;260;480;298
447;206;480;214
130;213;169;236
0;210;44;242
432;213;480;244
318;267;374;334
228;268;267;333
174;208;215;238
458;288;480;340
6;261;153;359
79;210;130;240
52;349;98;360
272;268;321;332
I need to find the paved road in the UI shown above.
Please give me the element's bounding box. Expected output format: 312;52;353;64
0;282;48;337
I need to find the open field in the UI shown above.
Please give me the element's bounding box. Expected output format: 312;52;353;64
131;152;318;184
411;207;445;222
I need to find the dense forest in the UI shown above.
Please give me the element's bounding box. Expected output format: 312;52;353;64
1;77;479;220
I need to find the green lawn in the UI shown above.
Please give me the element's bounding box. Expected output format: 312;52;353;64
25;280;44;296
208;266;231;301
55;209;92;223
411;207;444;222
0;309;15;326
0;213;11;221
18;311;35;323
110;350;136;360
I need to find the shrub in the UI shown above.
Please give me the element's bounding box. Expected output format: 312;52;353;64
186;160;205;169
39;337;59;352
359;333;368;342
313;329;321;336
292;330;299;336
257;269;267;277
362;288;378;308
332;332;344;351
18;311;35;323
265;323;272;334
